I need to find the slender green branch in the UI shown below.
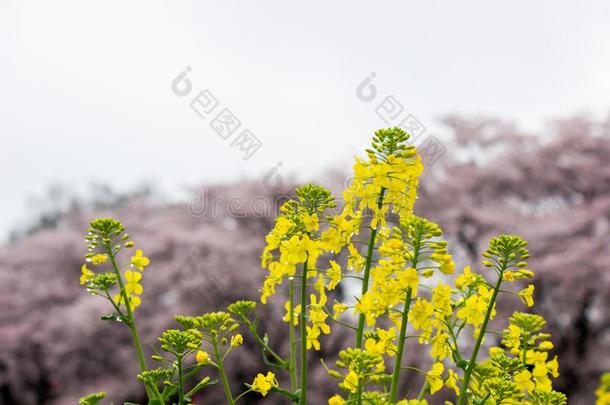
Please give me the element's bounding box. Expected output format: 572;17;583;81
355;187;386;349
389;223;423;402
244;319;287;367
389;287;413;402
106;245;154;399
444;317;464;362
299;259;309;405
234;389;253;403
102;289;126;320
289;279;298;393
161;364;204;401
356;380;364;405
177;355;185;405
417;381;429;400
213;335;235;405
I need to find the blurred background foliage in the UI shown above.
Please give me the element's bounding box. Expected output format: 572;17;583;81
0;114;609;404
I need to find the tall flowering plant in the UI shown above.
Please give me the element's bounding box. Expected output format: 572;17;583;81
79;128;604;405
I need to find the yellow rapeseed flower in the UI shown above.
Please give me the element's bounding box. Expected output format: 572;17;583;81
514;370;535;391
130;249;150;271
306;326;321;351
326;260;342;290
397;267;418;293
282;301;301;326
426;362;444;394
251;371;278;396
80;264;95;285
124;270;143;295
518;284;535;307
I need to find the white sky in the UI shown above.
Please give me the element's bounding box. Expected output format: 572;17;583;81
1;1;609;240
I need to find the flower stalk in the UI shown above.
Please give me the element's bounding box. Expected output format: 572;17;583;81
106;244;154;400
288;278;298;392
212;334;235;405
389;287;413;402
299;259;309;405
355;187;386;349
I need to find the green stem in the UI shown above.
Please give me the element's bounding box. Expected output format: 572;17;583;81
417;381;429;400
161;364;204;401
245;320;286;367
355;187;386;349
289;279;298;393
106;245;154;399
389;287;413;402
389;224;422;402
456;271;504;405
234;389;253;403
213;336;235;405
299;260;309;405
177;355;185;405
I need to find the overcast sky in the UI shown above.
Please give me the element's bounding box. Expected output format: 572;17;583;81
1;1;609;241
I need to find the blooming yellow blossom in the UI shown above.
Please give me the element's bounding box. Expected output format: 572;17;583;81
309;298;331;335
489;346;504;357
446;369;459;395
547;356;559;378
518;284;535;307
455;265;476;290
342;370;359;393
364;327;397;356
514;370;535;391
333;302;348;319
431;283;452;317
320;227;344;253
251;371;278;396
457;295;488;327
302;213;319;232
409;299;434;336
306;326;321;350
347;243;364;272
426;362;444;394
431;332;451;360
397;267;418;293
280;235;309;265
539;341;554;351
124;270;143;295
114;293;141;309
282;301;301;326
80;264;95;285
327;260;342;290
130;249;150;271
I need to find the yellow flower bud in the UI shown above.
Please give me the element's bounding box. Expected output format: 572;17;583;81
231;334;243;347
196;350;210;365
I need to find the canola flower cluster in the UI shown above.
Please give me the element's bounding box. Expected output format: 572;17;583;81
78;128;607;405
80;218;150;313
